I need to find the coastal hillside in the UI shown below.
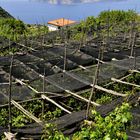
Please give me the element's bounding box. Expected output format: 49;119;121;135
0;7;13;18
0;9;140;139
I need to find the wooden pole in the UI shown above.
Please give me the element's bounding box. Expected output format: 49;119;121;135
42;68;45;119
0;97;42;108
128;22;132;49
17;64;100;107
130;32;136;57
107;10;110;49
129;69;140;74
59;101;73;110
15;78;71;113
94;85;127;97
86;47;102;119
63;43;67;72
4;132;17;140
8;55;14;132
2;91;42;126
105;73;132;87
79;19;85;51
86;59;100;118
15;79;64;97
15;79;39;93
133;51;136;69
65;90;100;106
17;43;36;51
41;94;71;114
11;100;42;125
111;77;140;88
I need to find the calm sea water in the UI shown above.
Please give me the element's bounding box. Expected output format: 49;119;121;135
0;0;140;24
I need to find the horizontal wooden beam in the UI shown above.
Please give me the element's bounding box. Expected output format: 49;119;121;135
111;77;140;88
11;100;42;125
129;69;140;74
15;79;39;93
65;90;100;106
42;94;71;114
4;132;17;140
93;85;127;97
16;79;70;113
105;73;132;87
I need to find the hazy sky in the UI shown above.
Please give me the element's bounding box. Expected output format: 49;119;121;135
32;0;127;5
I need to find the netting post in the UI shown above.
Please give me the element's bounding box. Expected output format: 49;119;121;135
133;51;136;69
128;21;135;49
42;24;45;46
130;32;136;57
63;43;67;72
8;38;11;51
8;55;14;132
24;31;27;47
79;19;85;51
107;10;110;50
86;48;101;119
42;68;45;120
123;27;127;42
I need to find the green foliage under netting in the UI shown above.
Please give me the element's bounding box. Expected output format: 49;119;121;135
0;99;63;127
0;73;139;128
42;103;132;140
41;73;140;139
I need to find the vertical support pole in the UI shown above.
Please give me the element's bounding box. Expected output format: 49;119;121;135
42;68;45;120
107;10;110;50
42;24;45;46
79;20;85;51
133;51;136;69
8;39;11;51
9;55;14;132
63;20;69;72
24;31;27;47
128;21;134;49
86;49;101;119
130;32;136;57
63;43;67;72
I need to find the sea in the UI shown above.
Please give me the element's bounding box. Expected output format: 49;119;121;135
0;0;140;24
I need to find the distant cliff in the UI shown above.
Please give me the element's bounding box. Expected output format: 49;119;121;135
0;7;13;18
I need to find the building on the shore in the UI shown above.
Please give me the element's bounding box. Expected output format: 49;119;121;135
47;18;76;31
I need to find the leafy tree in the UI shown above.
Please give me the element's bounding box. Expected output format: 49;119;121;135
98;10;137;25
0;18;27;41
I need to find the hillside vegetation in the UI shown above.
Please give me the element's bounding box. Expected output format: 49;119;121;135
0;7;13;18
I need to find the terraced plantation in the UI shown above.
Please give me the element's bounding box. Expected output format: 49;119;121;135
0;9;140;139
